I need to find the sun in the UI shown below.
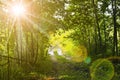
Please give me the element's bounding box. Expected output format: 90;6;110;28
11;4;26;17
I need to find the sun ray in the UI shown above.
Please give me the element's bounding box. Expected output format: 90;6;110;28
23;17;37;41
16;19;26;54
4;17;16;54
23;15;49;38
6;18;16;45
25;13;39;19
1;0;51;54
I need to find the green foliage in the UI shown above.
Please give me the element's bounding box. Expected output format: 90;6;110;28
0;0;120;80
58;62;91;80
59;75;74;80
90;59;114;80
50;29;88;62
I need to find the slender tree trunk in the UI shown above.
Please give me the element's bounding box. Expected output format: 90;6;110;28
88;26;91;54
7;42;10;80
31;32;35;64
33;32;39;64
94;23;98;54
112;0;118;56
20;25;23;65
7;24;10;80
92;0;102;53
103;12;106;57
118;25;120;56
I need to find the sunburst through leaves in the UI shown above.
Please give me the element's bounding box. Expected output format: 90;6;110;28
0;0;50;63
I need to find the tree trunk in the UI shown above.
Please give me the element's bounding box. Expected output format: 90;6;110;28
92;0;102;53
103;12;106;57
112;0;118;56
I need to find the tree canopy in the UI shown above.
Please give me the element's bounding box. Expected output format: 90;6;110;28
0;0;120;80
